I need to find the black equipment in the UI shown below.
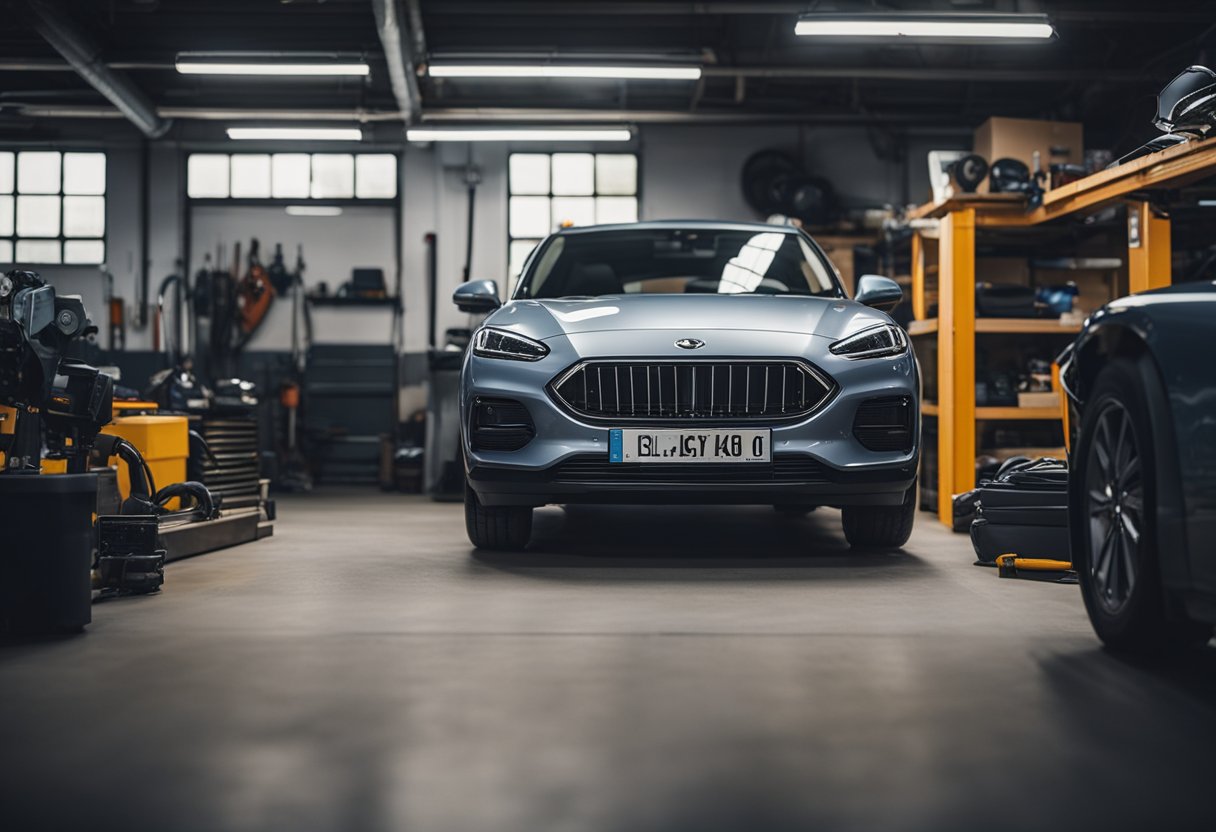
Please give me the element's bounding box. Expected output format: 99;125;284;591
0;269;109;473
988;158;1046;209
975;283;1043;318
741;150;837;227
951;154;989;193
1153;65;1216;137
0;269;110;634
95;515;164;596
1112;65;1216;167
0;473;97;633
267;242;292;294
970;458;1070;564
93;432;219;521
989;158;1031;193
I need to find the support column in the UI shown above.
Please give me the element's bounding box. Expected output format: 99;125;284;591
1127;200;1171;295
937;208;976;526
911;231;927;321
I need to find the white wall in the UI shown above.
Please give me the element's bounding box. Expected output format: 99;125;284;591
5;123;952;359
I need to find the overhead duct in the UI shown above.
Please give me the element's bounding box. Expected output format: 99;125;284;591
25;0;170;138
371;0;422;125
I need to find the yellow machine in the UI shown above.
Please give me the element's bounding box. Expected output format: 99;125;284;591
101;415;189;508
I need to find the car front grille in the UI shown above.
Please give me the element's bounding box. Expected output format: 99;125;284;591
549;360;834;422
553;454;829;484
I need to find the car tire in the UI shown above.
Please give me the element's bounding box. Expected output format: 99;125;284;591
841;482;916;549
1074;359;1213;652
464;483;533;551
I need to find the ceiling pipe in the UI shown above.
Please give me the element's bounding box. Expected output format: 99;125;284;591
13;102;973;129
371;0;422;125
405;0;428;65
24;0;171;138
0;57;1142;85
14;104;404;122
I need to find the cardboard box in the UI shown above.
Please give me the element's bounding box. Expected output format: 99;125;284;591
974;117;1084;192
1018;391;1061;409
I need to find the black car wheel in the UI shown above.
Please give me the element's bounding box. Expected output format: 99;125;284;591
1075;360;1212;651
841;481;916;549
464;483;533;551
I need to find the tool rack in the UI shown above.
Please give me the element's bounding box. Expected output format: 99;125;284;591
908;137;1216;526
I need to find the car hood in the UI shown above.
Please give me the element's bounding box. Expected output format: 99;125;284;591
482;294;890;343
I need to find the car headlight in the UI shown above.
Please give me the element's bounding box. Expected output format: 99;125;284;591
473;327;550;361
829;323;908;359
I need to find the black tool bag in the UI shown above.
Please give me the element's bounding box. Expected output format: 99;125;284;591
970;458;1069;563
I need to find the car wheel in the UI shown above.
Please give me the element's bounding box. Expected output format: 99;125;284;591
464;483;533;551
841;481;916;549
1075;360;1213;652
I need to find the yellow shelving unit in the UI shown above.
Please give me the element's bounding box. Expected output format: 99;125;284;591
910;135;1216;526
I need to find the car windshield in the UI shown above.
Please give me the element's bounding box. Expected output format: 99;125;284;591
515;227;843;300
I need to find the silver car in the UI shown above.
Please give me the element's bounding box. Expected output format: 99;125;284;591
456;221;919;551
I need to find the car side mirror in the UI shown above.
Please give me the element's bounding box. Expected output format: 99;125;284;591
453;280;501;314
854;274;903;312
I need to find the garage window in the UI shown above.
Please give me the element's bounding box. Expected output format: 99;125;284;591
187;153;398;200
508;152;638;286
0;150;106;265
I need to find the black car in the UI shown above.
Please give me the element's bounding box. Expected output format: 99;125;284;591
1061;282;1216;651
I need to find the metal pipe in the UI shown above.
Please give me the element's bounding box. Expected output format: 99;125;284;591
418;107;976;126
702;66;1143;83
25;0;171;138
13;102;974;130
14;104;405;121
406;0;428;63
371;0;423;124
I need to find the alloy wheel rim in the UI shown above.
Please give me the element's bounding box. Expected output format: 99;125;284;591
1084;401;1143;614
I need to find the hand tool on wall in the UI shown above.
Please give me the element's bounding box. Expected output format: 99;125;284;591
236;238;275;348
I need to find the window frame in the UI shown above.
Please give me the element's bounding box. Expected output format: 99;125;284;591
507;151;640;291
185;151;400;203
0;149;107;266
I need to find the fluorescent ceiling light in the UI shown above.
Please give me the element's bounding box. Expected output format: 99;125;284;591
286;205;343;217
177;61;369;76
795;13;1055;40
428;64;701;80
176;53;369;76
406;127;632;142
227;127;363;141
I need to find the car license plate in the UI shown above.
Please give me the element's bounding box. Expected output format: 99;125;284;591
609;428;771;463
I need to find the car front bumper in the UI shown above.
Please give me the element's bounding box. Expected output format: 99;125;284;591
461;329;920;508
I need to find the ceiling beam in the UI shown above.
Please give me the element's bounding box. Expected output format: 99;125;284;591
0;58;1148;85
24;0;171;138
702;66;1145;83
423;3;1216;23
371;0;423;125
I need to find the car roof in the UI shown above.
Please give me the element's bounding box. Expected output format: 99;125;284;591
552;220;801;236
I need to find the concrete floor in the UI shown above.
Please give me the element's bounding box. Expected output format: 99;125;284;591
1;491;1214;832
